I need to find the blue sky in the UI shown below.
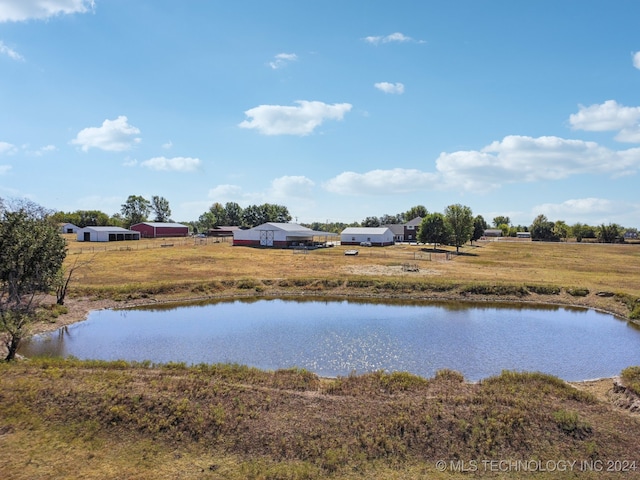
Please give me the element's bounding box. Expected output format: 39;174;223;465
1;0;639;227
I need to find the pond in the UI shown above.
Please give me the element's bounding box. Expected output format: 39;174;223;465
19;297;640;381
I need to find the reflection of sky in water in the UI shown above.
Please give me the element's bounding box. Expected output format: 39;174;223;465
19;299;640;381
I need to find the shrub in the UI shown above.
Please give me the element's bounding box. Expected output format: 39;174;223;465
621;366;640;396
552;409;592;439
526;285;561;295
460;284;529;297
567;287;589;297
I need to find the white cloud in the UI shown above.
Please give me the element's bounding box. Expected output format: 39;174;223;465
528;197;640;225
325;135;640;196
29;144;56;156
0;141;17;155
0;0;95;22
71;116;141;152
0;165;11;175
270;175;314;199
363;32;416;45
140;156;201;172
533;198;614;218
324;168;439;195
633;51;640;70
0;40;23;60
269;52;297;69
569;100;640;143
161;141;173;149
239;100;352;136
123;158;138;167
374;82;405;94
436;135;640;191
208;184;243;199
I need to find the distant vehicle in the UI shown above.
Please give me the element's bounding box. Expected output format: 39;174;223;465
359;241;372;247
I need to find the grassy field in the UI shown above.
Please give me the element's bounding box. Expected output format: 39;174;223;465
2;238;640;479
65;238;640;319
2;359;640;480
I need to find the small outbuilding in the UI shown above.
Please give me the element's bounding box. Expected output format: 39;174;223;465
77;226;141;242
233;222;336;248
208;226;241;237
60;223;80;234
340;227;395;246
483;229;503;238
130;222;189;238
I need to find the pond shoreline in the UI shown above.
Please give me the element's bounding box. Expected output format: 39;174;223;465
13;289;636;389
29;285;636;338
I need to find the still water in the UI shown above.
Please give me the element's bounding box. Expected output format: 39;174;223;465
19;298;640;381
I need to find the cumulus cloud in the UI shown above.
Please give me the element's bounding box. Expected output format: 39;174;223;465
324;168;439;195
0;0;95;22
140;156;201;172
325;135;640;196
208;184;243;199
633;51;640;70
528;197;640;225
270;175;315;199
161;141;173;150
436;135;640;191
269;52;297;69
374;82;405;94
0;41;23;60
71;116;141;152
532;198;614;218
363;32;418;45
239;100;352;136
29;144;56;156
569;100;640;143
0;141;17;155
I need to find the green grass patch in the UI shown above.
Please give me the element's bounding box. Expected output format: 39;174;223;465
460;284;529;297
526;284;561;295
621;366;640;396
567;287;590;297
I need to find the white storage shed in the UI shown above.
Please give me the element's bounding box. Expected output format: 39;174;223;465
77;226;141;242
340;227;395;246
233;223;336;248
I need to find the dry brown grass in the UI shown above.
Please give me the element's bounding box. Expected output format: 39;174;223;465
3;359;640;479
63;239;640;319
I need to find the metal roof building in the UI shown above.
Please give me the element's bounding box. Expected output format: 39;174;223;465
77;226;141;242
130;222;189;238
340;227;395;246
233;223;336;248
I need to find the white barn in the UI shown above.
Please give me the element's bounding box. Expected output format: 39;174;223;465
77;226;141;242
60;223;80;234
340;227;395;246
233;223;336;248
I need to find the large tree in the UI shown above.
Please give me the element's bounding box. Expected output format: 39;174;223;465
471;215;488;244
224;202;243;226
530;214;558;242
151;196;172;222
404;205;428;222
492;216;510;227
120;195;151;228
445;204;474;253
0;200;66;361
418;213;451;250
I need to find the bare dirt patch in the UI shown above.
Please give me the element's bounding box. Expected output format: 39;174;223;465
343;264;440;276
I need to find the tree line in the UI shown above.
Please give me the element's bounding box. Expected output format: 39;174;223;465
48;195;640;243
52;196;292;232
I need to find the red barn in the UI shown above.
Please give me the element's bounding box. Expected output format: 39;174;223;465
130;222;189;238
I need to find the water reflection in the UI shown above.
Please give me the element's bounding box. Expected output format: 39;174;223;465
19;298;640;381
